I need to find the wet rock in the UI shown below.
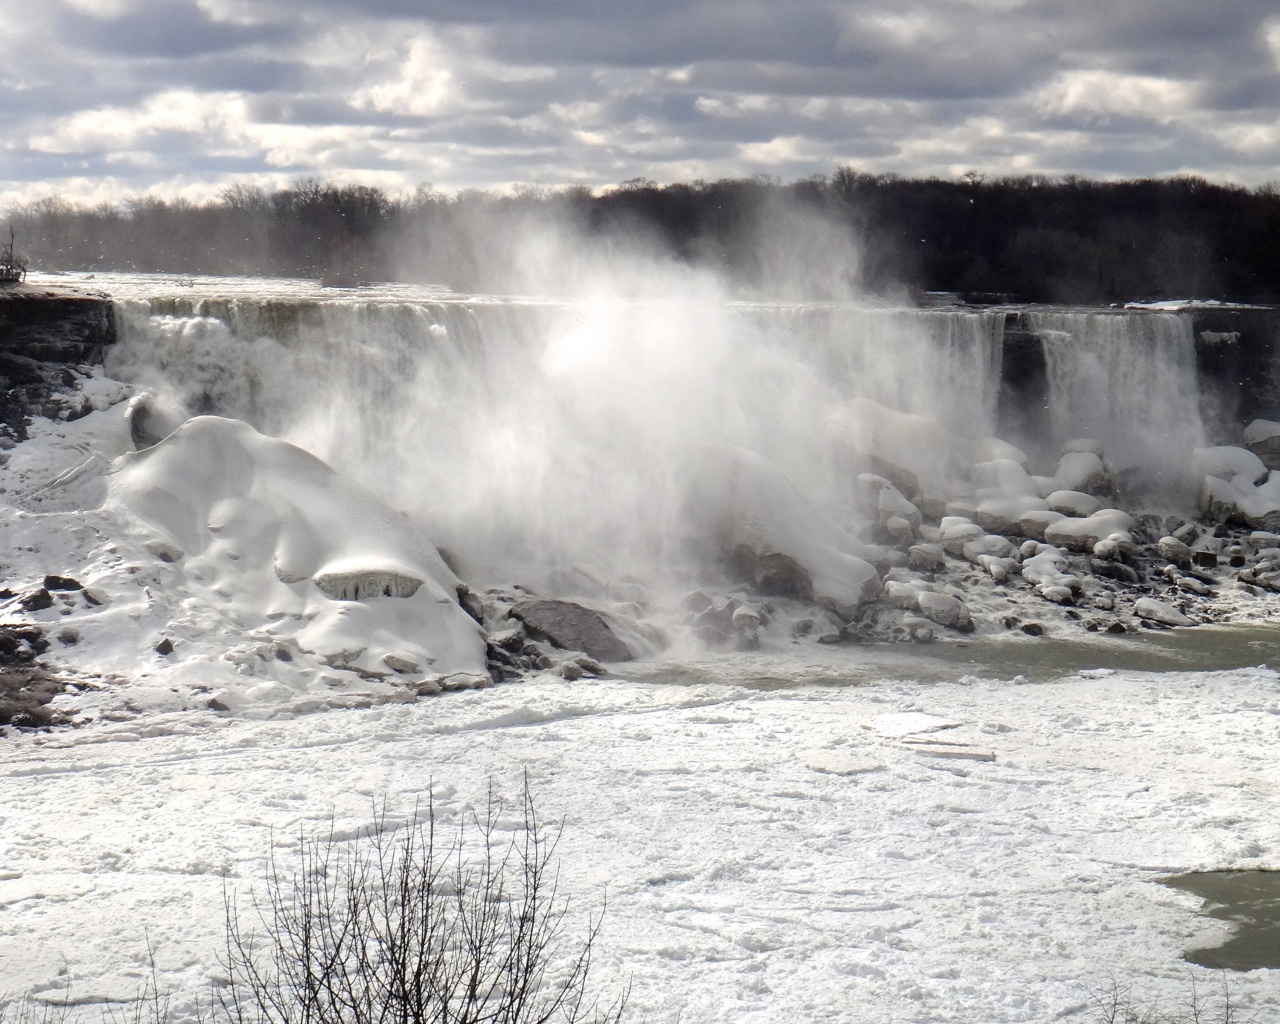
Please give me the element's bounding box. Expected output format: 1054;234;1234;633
511;599;632;662
1106;621;1128;634
1091;559;1141;586
557;660;583;681
1157;536;1192;567
457;584;485;625
748;552;815;602
382;653;420;674
1021;622;1045;637
1134;597;1194;627
1192;550;1219;569
916;591;972;630
0;624;49;664
19;589;53;612
682;590;713;616
144;538;185;564
907;543;945;571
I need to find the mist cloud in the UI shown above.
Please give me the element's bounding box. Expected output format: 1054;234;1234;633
2;0;1279;204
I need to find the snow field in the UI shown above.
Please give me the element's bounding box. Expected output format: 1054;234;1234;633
2;669;1279;1022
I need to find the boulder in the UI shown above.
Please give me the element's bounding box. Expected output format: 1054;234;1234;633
1017;509;1066;542
1194;446;1268;486
907;543;945;571
1052;451;1117;497
511;599;633;662
1044;509;1136;552
1047;490;1102;518
1133;597;1194;628
916;591;972;630
1157;536;1192;567
1243;419;1280;470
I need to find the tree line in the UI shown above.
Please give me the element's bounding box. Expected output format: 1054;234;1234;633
9;171;1280;303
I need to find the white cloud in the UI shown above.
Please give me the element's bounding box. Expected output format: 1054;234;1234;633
1033;70;1199;124
1265;19;1280;71
30;91;251;154
352;36;454;117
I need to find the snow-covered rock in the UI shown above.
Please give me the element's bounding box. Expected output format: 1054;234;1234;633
1051;451;1116;497
1134;597;1194;627
1017;509;1065;541
1243;419;1280;469
1194;446;1268;486
1047;490;1102;518
1044;509;1136;552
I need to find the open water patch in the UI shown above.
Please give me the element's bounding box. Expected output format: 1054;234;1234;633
1163;870;1280;971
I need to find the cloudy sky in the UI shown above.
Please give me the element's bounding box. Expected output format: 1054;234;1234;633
2;0;1279;205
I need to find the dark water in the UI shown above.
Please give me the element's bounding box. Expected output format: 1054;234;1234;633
1163;871;1280;971
628;622;1280;689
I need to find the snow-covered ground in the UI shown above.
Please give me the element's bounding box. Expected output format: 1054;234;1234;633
3;666;1280;1022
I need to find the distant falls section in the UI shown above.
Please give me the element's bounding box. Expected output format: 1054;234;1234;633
1001;309;1205;485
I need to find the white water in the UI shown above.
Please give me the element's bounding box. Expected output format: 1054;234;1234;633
1025;310;1205;483
97;274;1008;584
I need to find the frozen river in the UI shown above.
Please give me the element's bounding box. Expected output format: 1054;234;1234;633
3;662;1279;1022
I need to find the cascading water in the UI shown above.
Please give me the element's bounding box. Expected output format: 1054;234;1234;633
105;276;1010;585
1024;310;1205;486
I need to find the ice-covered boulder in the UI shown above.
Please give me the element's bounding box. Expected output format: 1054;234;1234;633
1017;509;1065;542
969;437;1030;467
1194;446;1268;486
857;473;923;532
1157;536;1192;567
106;416;487;682
1243;419;1280;470
1051;451;1116;497
1047;490;1102;518
884;581;971;630
1043;509;1136;552
691;446;881;619
948;459;1049;534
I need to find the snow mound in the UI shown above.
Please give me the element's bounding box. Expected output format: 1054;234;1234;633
104;416;486;707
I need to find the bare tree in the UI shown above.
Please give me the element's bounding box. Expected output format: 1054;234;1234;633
219;779;627;1024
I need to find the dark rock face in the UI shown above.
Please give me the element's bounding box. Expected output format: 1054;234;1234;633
0;284;116;441
510;599;632;662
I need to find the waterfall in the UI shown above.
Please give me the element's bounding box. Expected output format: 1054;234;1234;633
106;283;1008;581
1024;310;1204;480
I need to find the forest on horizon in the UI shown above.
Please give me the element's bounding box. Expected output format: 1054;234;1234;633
9;170;1280;304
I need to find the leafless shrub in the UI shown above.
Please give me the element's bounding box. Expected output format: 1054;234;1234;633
218;778;627;1024
1092;971;1253;1024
